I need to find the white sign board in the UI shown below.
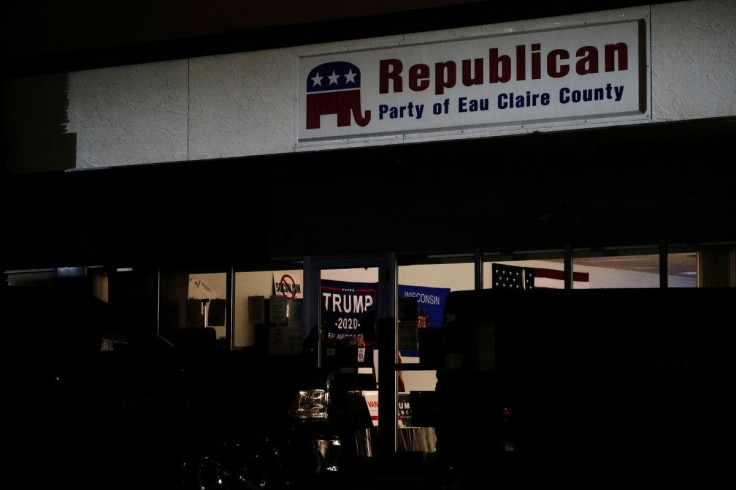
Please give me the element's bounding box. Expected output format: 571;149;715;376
298;19;648;142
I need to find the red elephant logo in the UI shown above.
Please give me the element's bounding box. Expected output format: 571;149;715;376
306;61;371;129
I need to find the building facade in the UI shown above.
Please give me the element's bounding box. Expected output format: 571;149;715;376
3;0;735;470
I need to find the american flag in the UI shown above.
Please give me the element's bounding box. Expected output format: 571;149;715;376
492;263;534;289
492;263;589;289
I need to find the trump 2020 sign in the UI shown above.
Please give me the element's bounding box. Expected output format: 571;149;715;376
297;18;648;142
320;279;377;347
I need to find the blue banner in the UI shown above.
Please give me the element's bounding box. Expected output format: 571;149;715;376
398;284;451;328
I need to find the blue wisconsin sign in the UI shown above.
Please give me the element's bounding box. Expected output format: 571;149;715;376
398;284;451;328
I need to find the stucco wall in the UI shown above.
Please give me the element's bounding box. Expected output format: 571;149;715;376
651;0;736;121
65;60;189;168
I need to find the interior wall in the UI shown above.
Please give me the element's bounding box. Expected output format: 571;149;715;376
233;269;304;348
398;263;475;291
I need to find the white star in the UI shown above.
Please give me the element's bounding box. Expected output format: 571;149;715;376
311;72;323;87
344;69;357;84
328;71;340;85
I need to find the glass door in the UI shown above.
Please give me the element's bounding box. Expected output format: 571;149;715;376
304;254;395;462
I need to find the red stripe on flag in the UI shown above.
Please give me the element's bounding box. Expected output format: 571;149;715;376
534;267;589;289
533;268;565;280
573;271;590;282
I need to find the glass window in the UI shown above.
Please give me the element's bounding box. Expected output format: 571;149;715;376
5;268;59;287
159;266;228;349
318;266;381;458
693;243;736;288
572;246;660;288
394;253;475;455
482;249;566;289
666;246;697;288
233;263;304;351
397;253;475;365
398;259;475;293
